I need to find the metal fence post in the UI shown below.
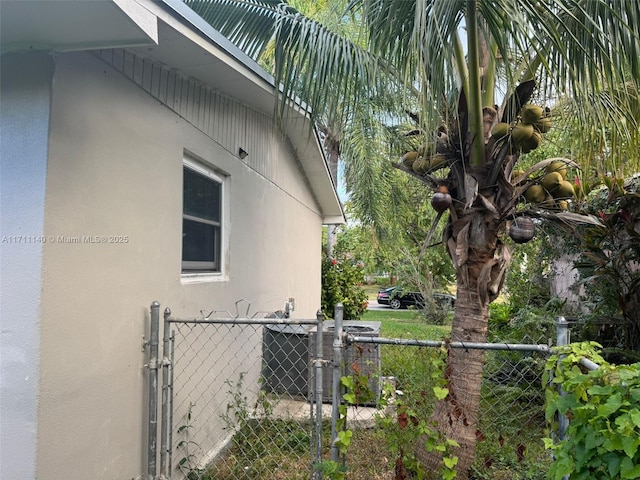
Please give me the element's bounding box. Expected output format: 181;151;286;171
555;316;571;480
330;303;344;464
314;309;324;480
556;316;569;443
160;307;172;479
168;330;175;476
148;301;160;480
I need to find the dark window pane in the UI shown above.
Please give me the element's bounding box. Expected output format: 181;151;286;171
182;218;218;265
183;167;220;222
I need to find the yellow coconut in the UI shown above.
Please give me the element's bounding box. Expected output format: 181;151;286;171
557;200;569;211
491;122;510;139
546;160;568;178
554;180;576;199
520;104;544;124
541;171;564;193
511;123;535;143
412;158;429;174
534;117;552;133
522;131;542;153
402;151;419;168
524;184;546;203
428;153;447;170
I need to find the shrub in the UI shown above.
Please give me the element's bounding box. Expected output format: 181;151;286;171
543;342;640;480
374;276;391;287
488;301;559;344
321;255;368;320
488;302;512;331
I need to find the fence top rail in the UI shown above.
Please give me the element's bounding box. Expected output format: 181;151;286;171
347;335;552;353
579;356;600;370
166;317;320;326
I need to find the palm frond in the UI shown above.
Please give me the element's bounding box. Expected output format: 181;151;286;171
186;0;640;185
534;209;604;228
185;0;284;59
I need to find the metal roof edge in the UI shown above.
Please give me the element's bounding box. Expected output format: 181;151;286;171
159;0;274;87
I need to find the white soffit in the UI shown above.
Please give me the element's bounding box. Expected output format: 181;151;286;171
0;0;158;53
127;20;276;117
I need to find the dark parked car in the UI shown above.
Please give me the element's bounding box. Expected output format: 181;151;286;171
377;286;455;310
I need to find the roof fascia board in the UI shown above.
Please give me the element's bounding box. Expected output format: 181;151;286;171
114;0;159;45
158;0;314;122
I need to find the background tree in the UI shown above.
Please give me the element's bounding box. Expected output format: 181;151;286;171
186;0;640;476
572;176;640;362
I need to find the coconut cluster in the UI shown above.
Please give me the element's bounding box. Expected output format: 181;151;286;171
491;104;552;154
523;161;576;210
401;147;447;176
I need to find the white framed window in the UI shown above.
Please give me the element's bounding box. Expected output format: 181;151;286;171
182;158;224;274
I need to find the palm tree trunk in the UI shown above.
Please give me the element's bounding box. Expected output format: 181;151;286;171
415;270;491;478
416;203;507;478
434;284;489;475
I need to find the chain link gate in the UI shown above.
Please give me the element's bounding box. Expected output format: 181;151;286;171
145;300;330;480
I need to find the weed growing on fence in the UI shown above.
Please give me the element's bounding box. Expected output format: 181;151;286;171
374;345;460;479
176;402;206;480
378;340;551;479
196;372;312;480
543;342;640;479
221;373;250;434
315;373;371;480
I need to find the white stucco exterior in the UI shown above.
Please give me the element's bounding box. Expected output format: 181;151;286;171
0;52;53;480
0;2;343;478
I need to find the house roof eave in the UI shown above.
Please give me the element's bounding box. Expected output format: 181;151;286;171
0;0;158;54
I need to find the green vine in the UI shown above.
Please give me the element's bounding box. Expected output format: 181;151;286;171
176;402;205;480
375;346;459;480
543;342;640;479
317;348;460;479
315;375;360;480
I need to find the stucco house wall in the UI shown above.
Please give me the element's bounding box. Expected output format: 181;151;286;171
0;51;53;480
0;2;343;479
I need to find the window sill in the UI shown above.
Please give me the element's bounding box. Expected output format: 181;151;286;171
181;273;228;284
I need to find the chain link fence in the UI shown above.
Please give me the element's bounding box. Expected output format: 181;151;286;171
343;332;552;480
169;318;322;480
146;303;561;480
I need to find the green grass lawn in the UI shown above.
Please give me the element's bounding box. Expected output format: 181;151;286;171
362;284;383;301
362;308;451;340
